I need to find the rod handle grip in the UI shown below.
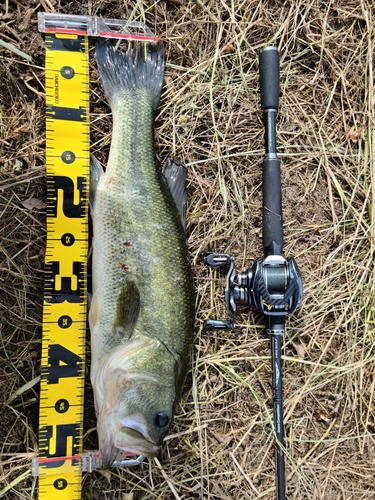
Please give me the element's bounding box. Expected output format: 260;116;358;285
262;158;283;254
259;46;280;110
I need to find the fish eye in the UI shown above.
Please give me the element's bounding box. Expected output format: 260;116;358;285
154;412;170;428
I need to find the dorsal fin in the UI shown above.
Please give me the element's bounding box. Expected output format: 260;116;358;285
90;154;104;208
161;158;187;231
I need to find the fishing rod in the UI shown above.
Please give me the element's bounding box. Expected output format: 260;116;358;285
203;47;303;500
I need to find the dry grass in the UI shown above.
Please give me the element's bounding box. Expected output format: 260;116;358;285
1;0;375;498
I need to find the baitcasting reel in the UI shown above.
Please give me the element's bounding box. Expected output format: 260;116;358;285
203;252;303;331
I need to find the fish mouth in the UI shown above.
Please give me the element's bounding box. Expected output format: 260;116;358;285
100;431;160;468
114;427;160;457
99;415;160;468
115;442;160;458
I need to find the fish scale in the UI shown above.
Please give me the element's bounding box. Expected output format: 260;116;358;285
92;98;191;358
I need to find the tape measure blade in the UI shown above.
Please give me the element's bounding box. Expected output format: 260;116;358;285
39;33;89;500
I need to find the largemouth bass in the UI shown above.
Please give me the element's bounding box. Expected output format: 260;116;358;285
89;41;195;468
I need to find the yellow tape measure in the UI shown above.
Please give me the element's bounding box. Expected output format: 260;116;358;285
37;32;89;499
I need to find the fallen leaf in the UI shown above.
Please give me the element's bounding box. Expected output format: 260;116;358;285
291;341;306;360
221;42;235;54
21;198;46;210
346;127;363;143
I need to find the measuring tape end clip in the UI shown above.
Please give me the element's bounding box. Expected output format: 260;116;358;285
38;12;159;42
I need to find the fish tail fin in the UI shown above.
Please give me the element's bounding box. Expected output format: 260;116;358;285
95;41;165;112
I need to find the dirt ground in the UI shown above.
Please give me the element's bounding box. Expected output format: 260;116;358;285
1;0;375;499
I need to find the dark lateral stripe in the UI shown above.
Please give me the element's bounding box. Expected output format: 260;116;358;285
46;34;86;53
46;105;87;122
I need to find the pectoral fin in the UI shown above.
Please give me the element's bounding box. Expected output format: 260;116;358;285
162;158;187;231
114;281;140;340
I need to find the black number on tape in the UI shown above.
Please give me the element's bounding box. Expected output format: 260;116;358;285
43;344;83;384
58;315;73;328
54;478;68;490
61;232;75;246
47;175;87;218
61;150;76;164
39;424;80;468
44;261;84;303
60;66;75;79
55;398;70;413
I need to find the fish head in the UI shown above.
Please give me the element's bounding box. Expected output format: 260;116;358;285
94;339;179;468
98;375;177;466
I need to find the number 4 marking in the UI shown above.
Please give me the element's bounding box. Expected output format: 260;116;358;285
43;344;83;384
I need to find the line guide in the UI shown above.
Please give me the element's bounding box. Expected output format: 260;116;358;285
35;12;158;500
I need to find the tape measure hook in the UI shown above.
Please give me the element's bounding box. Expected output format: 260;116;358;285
38;12;159;42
